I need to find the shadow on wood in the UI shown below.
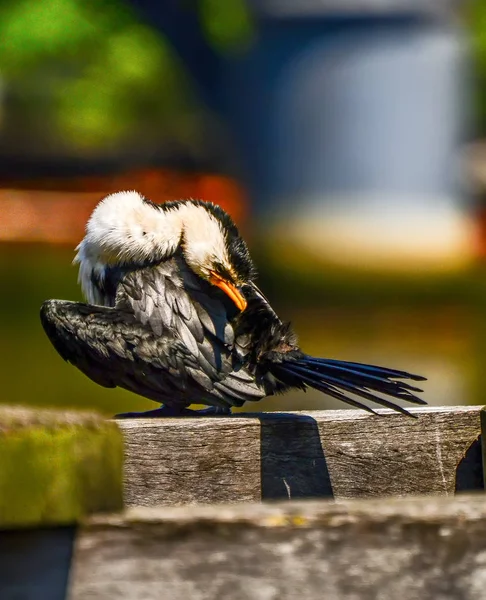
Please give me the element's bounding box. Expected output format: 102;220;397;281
0;527;75;600
455;436;484;493
258;413;333;500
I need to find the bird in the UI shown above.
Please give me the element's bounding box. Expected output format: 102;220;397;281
40;190;427;419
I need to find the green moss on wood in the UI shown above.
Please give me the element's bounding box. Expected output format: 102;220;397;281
0;406;123;529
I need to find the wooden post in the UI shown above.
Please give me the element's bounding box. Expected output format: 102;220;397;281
69;493;486;600
0;406;124;600
119;405;483;507
0;404;485;599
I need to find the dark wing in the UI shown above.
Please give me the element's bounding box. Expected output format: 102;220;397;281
40;300;198;403
114;255;265;406
41;258;265;408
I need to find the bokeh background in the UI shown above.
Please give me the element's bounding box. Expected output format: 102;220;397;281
1;0;486;416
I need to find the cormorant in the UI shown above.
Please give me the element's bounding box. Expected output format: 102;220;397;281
40;191;427;418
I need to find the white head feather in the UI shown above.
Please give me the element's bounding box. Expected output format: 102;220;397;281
74;191;233;304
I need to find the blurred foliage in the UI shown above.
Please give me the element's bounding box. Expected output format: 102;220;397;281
466;0;486;135
0;0;201;152
0;0;484;155
199;0;254;54
0;0;258;157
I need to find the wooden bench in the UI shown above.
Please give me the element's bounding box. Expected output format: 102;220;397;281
1;405;485;600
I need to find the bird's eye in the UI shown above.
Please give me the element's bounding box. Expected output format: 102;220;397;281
212;262;233;283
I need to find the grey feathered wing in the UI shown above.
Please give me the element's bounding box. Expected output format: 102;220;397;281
40;257;265;410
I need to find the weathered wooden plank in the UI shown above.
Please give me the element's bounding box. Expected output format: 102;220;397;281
69;493;486;600
0;406;124;528
118;405;483;507
120;417;261;507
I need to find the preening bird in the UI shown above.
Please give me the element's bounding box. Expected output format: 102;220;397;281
40;191;427;418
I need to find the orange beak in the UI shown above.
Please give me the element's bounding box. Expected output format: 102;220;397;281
209;272;247;312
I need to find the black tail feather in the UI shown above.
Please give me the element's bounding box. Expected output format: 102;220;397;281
296;362;425;399
303;357;427;382
286;363;425;405
273;355;427;418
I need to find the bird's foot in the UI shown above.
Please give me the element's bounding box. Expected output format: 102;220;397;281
114;405;193;419
113;405;232;419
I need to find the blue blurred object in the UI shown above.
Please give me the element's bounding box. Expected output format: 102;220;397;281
128;1;473;271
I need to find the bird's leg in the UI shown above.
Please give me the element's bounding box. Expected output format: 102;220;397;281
113;404;232;419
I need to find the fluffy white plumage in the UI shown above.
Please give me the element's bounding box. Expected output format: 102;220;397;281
74;190;232;304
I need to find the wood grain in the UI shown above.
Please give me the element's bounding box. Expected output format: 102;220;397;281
118;405;483;507
69;493;486;600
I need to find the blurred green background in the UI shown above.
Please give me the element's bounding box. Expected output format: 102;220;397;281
1;0;486;416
